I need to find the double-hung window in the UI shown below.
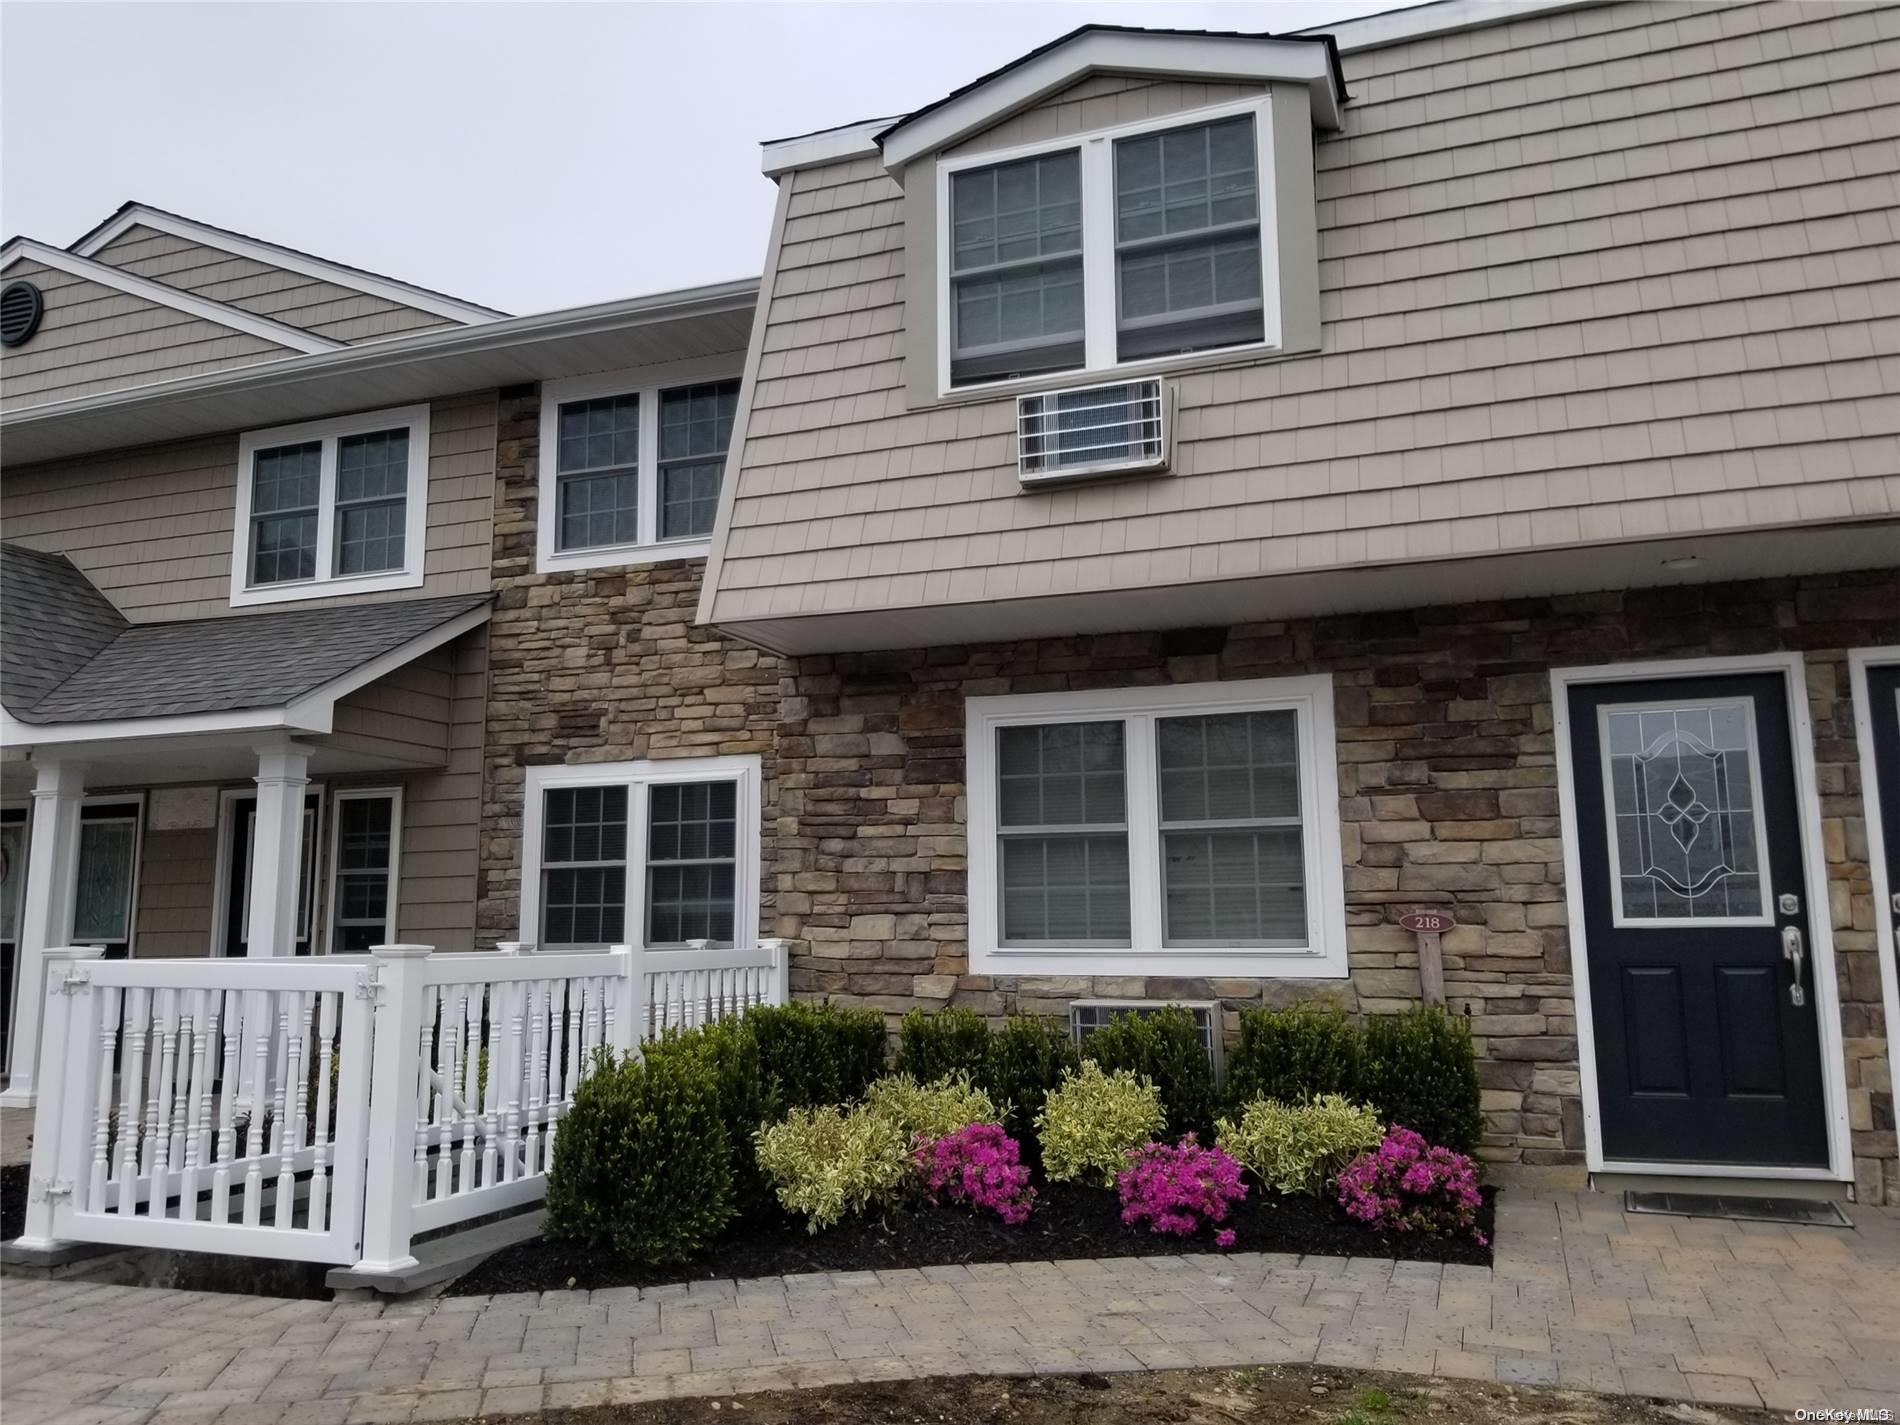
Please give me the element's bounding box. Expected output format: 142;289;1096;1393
939;99;1277;392
968;677;1344;977
328;789;401;953
538;367;741;572
232;404;430;605
521;757;760;952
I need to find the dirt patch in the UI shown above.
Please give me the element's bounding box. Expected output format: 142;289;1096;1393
450;1182;1493;1296
472;1366;1770;1424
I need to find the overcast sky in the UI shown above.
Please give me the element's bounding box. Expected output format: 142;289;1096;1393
3;1;1424;316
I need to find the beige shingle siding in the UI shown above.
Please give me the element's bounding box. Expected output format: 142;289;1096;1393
0;258;296;410
947;73;1269;157
709;0;1900;623
2;393;499;621
92;225;455;345
392;628;487;952
135;823;217;957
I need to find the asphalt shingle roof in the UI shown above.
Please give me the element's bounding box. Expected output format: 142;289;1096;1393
0;543;488;725
0;544;128;712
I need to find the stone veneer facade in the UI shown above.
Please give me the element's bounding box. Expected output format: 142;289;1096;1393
477;387;787;946
474;414;1896;1200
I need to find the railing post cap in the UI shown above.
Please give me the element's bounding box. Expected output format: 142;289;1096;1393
495;941;535;955
42;945;108;961
370;944;435;959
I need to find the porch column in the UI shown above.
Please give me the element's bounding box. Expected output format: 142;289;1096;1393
246;741;310;958
0;759;87;1108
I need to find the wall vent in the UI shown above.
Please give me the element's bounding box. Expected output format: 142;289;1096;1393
1017;378;1170;484
1069;999;1224;1080
0;280;44;348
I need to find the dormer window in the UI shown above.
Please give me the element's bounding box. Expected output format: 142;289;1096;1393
938;98;1278;394
231;404;430;607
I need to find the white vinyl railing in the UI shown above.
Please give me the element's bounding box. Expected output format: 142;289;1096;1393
16;937;788;1277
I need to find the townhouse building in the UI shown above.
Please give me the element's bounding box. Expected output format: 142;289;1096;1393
3;0;1897;1204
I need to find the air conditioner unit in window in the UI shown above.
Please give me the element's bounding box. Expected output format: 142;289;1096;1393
1017;378;1171;485
1069;999;1225;1081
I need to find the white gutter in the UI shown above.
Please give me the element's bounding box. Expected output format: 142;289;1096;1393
0;275;761;432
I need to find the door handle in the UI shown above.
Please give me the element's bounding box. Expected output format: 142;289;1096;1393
1782;925;1806;1007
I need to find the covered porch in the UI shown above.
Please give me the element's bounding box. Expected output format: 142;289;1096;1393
0;541;488;1107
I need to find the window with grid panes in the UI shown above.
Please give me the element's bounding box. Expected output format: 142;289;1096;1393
539;785;629;947
996;722;1131;945
941;105;1274;390
249;441;322;585
646;781;738;944
331;794;397;952
556;394;641;552
657;381;738;540
333;431;409;575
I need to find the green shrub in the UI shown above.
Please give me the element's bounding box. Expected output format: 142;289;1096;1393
1360;1007;1484;1155
1225;1005;1362;1110
864;1072;1000;1144
748;1000;887;1110
644;1016;775;1219
894;1006;991;1085
980;1015;1079;1142
1216;1094;1386;1196
1079;1006;1217;1140
1037;1062;1166;1187
754;1104;909;1233
546;1049;734;1264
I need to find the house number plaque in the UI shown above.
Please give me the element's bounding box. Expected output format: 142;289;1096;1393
1399;909;1456;1006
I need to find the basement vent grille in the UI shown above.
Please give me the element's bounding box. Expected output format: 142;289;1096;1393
1018;378;1170;484
0;280;44;348
1069;999;1224;1079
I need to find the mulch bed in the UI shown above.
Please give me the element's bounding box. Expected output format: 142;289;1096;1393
1;1162;26;1242
449;1180;1494;1296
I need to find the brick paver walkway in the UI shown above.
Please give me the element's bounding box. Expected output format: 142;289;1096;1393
4;1191;1898;1423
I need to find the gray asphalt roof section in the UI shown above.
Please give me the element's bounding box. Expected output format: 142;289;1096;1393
0;544;129;713
1;546;489;725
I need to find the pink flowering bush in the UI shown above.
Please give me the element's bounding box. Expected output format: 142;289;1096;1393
1115;1135;1248;1246
1336;1126;1487;1245
912;1123;1036;1225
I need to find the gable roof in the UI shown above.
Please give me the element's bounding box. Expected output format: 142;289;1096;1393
0;239;338;355
70;203;507;324
0;542;490;727
875;25;1347;170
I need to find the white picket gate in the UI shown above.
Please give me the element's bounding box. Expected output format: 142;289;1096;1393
15;937;788;1276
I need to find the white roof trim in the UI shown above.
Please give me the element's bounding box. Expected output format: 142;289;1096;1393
879;31;1342;172
762;119;899;177
1299;0;1608;54
1;239;341;356
3;603;489;747
70;206;506;325
0;276;759;431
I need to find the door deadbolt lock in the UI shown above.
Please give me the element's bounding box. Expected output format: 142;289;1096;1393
1778;892;1800;916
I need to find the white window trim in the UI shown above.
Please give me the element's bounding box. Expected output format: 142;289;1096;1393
967;675;1345;978
519;755;762;953
230;403;431;607
325;786;403;954
536;356;742;575
1597;696;1776;929
72;792;146;956
935;95;1282;399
